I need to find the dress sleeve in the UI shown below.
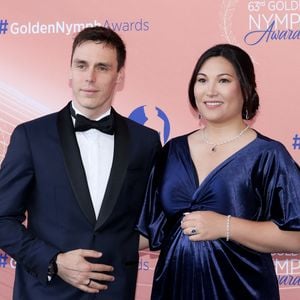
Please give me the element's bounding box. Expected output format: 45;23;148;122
258;143;300;230
137;143;170;250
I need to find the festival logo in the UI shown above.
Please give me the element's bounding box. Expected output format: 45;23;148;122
272;253;300;289
220;0;300;46
0;19;149;36
129;105;170;144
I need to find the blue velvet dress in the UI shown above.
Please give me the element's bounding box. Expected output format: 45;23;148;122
137;132;300;300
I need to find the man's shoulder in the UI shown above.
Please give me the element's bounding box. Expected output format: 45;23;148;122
115;110;159;136
14;112;58;134
19;103;70;129
126;117;157;133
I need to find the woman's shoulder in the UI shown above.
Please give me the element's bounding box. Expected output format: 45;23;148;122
255;131;289;152
253;131;297;165
165;130;199;146
157;131;198;160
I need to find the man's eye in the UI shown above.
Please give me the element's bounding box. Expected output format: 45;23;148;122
76;64;85;69
97;66;108;71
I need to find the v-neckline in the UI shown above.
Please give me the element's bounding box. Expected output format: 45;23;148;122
185;132;258;187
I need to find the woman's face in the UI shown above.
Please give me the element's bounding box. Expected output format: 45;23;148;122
194;56;244;124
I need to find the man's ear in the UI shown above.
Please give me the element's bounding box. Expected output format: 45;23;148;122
115;67;125;91
116;67;124;84
68;69;72;88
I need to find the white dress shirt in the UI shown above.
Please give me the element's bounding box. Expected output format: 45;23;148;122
71;103;114;218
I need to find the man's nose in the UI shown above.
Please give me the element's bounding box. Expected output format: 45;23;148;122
86;68;96;82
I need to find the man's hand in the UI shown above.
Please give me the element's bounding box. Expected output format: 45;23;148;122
56;249;114;293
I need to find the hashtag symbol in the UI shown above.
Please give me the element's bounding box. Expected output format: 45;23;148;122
0;19;9;34
292;134;300;150
0;252;8;268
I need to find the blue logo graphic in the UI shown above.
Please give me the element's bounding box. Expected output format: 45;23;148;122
129;105;170;144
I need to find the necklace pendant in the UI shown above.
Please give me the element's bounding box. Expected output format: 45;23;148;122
203;125;250;152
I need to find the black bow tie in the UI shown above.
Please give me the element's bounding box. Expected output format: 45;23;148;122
70;106;115;135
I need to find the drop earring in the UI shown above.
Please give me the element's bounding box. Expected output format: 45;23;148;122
245;109;249;120
198;113;205;129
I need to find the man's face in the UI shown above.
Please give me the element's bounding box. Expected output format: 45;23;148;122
70;41;122;119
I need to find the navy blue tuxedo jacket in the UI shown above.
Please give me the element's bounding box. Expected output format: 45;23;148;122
0;103;161;300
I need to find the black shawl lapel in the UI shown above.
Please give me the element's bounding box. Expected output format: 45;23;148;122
57;103;96;225
95;108;129;230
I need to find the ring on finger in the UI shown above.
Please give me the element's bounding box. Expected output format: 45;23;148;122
87;278;92;287
190;227;197;235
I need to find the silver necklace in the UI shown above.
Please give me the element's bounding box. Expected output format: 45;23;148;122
203;125;249;152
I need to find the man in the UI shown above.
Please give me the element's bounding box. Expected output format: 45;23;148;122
0;26;161;299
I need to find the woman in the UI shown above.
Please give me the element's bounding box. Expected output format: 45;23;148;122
137;44;300;299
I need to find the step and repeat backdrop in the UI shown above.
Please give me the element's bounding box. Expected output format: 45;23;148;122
0;1;299;299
